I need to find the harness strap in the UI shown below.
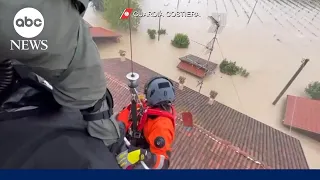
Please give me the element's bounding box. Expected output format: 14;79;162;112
137;106;176;131
81;88;114;121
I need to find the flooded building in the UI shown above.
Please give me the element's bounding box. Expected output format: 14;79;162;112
85;0;320;168
177;54;217;78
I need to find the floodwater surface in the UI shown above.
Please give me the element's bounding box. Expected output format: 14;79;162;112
84;0;320;168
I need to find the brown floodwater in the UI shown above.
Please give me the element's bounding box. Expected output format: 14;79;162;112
84;0;320;168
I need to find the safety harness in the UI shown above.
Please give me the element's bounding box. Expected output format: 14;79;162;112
125;100;176;146
137;105;176;131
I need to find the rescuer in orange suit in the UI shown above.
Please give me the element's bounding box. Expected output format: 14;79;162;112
115;76;176;169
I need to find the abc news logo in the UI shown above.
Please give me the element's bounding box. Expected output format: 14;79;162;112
10;7;48;51
16;17;43;27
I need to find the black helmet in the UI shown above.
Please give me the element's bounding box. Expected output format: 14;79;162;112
144;76;175;106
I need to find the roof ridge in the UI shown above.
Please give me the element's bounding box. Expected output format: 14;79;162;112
288;94;320;104
105;73;129;90
105;72;270;169
176;117;271;169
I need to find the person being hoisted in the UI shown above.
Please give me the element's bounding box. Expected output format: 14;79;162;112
115;76;176;169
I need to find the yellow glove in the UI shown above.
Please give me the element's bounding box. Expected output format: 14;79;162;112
116;146;147;169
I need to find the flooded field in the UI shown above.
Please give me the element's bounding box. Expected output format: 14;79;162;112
84;0;320;168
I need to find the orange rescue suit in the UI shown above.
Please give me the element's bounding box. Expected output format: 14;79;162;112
116;103;175;168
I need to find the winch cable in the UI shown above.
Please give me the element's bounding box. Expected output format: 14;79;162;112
125;0;143;143
128;0;134;76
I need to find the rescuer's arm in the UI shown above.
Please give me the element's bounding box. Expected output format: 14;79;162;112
142;117;175;169
115;116;175;169
115;105;132;132
115;102;145;132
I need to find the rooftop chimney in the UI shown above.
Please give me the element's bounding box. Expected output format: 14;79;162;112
208;90;218;105
178;76;186;90
119;50;126;61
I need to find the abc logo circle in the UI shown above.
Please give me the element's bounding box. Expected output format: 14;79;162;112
13;7;44;39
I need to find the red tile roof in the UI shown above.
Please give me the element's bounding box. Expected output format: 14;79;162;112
284;95;320;134
177;61;206;78
105;73;269;169
89;27;121;38
172;119;270;169
103;58;309;169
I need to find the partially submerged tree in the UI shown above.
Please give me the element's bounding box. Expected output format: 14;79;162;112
219;59;249;77
219;59;239;76
103;0;142;30
147;29;157;39
305;81;320;100
171;33;190;48
158;28;166;35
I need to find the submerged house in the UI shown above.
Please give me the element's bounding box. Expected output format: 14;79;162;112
85;20;121;43
283;95;320;141
177;54;218;78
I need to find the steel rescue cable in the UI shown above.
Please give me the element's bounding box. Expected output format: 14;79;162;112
125;0;145;145
128;0;134;76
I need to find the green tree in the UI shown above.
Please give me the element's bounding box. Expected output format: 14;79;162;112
171;33;190;48
219;59;249;77
219;59;239;75
147;29;157;39
305;81;320;100
103;0;141;30
157;28;166;35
